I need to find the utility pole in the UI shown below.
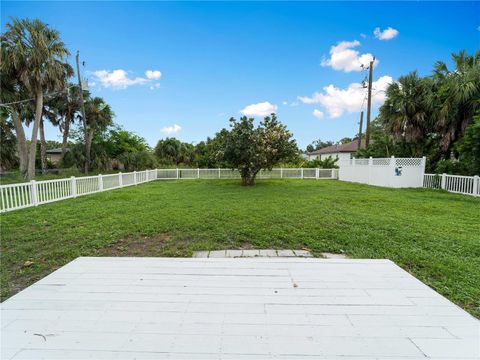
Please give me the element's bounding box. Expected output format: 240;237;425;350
365;58;374;147
357;111;364;150
75;51;88;172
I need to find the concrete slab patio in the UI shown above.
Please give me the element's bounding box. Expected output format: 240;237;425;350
193;249;313;258
1;257;479;359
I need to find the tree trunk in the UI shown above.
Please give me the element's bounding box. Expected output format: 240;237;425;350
27;90;43;180
242;176;255;186
241;171;257;186
39;118;48;174
61;116;70;160
10;110;28;176
85;128;94;173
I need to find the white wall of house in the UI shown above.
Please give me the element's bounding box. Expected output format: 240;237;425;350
320;153;352;161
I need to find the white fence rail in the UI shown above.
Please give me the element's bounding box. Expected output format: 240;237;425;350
423;173;479;197
1;167;477;213
0;168;338;213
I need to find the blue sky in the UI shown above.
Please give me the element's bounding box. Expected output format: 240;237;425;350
2;1;479;149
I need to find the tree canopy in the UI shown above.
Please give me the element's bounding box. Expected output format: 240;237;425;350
217;114;297;185
1;18;72;179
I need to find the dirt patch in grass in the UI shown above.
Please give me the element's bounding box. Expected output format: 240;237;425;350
98;234;173;257
239;242;255;250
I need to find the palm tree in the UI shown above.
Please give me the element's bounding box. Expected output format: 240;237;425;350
378;72;433;156
0;66;33;175
154;138;182;164
0;108;19;171
2;18;71;179
38;66;73;174
432;50;480;156
44;84;81;162
82;96;114;172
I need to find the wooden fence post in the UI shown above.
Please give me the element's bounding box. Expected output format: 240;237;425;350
133;171;137;185
176;168;179;179
119;172;123;187
441;173;446;189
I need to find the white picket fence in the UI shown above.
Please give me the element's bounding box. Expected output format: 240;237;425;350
423;173;479;197
0;168;339;213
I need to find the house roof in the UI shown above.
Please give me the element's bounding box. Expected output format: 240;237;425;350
46;148;69;154
307;139;365;155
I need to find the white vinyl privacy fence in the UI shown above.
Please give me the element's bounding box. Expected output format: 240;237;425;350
339;157;426;188
423;173;479;197
0;168;338;213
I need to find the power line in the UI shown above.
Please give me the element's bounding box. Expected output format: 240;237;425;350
0;84;78;107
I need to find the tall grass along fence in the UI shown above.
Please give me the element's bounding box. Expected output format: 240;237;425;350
0;168;338;213
424;173;479;197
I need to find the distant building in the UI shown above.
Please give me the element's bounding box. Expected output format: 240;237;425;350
46;148;68;165
306;139;366;161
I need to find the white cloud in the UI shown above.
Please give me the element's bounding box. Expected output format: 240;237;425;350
321;40;378;72
161;124;182;135
312;109;324;120
281;101;299;107
240;101;278;117
145;70;162;80
149;83;161;90
93;69;162;89
299;75;393;118
93;70;148;89
360;33;367;39
373;27;399;40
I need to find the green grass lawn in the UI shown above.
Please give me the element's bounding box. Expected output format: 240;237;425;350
1;179;479;317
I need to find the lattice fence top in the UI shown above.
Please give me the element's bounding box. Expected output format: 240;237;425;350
395;158;424;167
353;159;369;166
372;158;391;166
342;157;425;167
